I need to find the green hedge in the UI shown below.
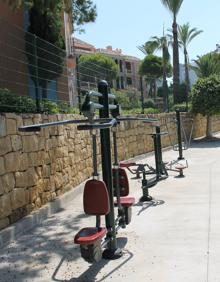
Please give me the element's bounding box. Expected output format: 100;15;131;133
0;89;79;114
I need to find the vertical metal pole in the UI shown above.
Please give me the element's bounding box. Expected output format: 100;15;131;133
76;56;82;111
98;81;121;259
140;76;144;114
156;126;163;174
176;110;184;160
33;35;40;113
153;134;160;180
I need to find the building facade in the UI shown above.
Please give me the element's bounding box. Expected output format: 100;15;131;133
0;2;72;104
74;38;145;93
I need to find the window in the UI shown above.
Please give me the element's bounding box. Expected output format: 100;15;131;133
119;60;123;72
126;77;132;86
125;62;131;73
120;77;124;89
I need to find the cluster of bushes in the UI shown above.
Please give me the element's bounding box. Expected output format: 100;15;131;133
112;90;160;114
0;89;79;114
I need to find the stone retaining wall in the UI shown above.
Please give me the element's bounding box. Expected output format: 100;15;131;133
0;112;220;230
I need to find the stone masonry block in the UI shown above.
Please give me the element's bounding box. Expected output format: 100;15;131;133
11;135;22;151
0;115;6;137
6;119;17;135
0;178;3;196
15;167;38;188
10;188;27;210
1;173;15;193
19;153;29;171
4;152;21;172
22;135;39;153
0;157;5;176
0;136;12;156
0;194;12;219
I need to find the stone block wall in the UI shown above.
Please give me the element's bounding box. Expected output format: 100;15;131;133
0;112;220;230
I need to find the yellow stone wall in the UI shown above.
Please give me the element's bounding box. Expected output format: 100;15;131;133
0;112;220;230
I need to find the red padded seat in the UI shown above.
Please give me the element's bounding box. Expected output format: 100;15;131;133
114;196;135;207
83;179;110;215
112;168;130;197
120;162;136;168
74;179;109;246
175;165;187;170
74;227;107;245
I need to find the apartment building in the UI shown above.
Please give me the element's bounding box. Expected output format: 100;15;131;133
74;38;144;92
0;2;72;103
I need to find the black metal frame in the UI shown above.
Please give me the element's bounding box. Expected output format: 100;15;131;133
18;80;159;262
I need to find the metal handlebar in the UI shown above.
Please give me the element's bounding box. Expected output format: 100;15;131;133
77;119;118;131
18;118;89;132
118;117;158;123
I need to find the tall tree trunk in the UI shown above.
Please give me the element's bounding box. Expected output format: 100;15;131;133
153;79;157;99
172;17;180;104
206;115;213;138
184;48;190;111
162;46;168;112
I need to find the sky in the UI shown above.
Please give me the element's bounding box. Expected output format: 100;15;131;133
76;0;220;64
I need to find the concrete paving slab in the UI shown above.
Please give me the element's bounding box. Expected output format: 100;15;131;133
1;138;220;282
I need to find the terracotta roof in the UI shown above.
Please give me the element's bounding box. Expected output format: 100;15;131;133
74;38;140;61
74;38;95;51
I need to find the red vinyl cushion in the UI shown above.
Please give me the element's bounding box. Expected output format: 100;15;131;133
114;196;135;207
83;179;109;215
112;168;130;197
120;162;136;168
74;227;107;245
175;165;187;170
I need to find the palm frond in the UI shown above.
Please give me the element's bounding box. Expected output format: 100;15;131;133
160;0;184;17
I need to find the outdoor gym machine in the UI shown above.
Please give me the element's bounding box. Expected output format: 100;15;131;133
163;110;193;177
19;80;157;264
76;81;156;261
120;125;168;201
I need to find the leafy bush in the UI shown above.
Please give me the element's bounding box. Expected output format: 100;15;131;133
172;103;191;112
112;89;141;110
0;89;37;113
191;75;220;115
121;107;160;115
143;98;156;109
0;88;79;114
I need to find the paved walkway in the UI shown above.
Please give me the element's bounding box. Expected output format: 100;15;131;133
0;138;220;282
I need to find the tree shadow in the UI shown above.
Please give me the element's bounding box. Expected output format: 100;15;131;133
0;202;92;282
191;138;220;149
51;237;133;282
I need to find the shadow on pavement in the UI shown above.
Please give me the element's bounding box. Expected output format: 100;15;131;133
52;237;133;282
134;199;165;215
0;204;89;282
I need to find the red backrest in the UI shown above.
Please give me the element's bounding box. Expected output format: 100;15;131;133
112;168;130;197
83;179;110;215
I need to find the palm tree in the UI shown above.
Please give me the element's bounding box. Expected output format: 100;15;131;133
138;41;159;99
192;53;220;137
137;41;158;56
178;23;203;110
150;35;171;111
160;0;184;103
192;53;220;78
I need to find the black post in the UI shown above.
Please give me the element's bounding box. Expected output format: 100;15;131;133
156;126;163;175
98;80;121;259
140;76;144;114
153;134;160;180
176;110;184;160
76;56;82;111
33;35;40;113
